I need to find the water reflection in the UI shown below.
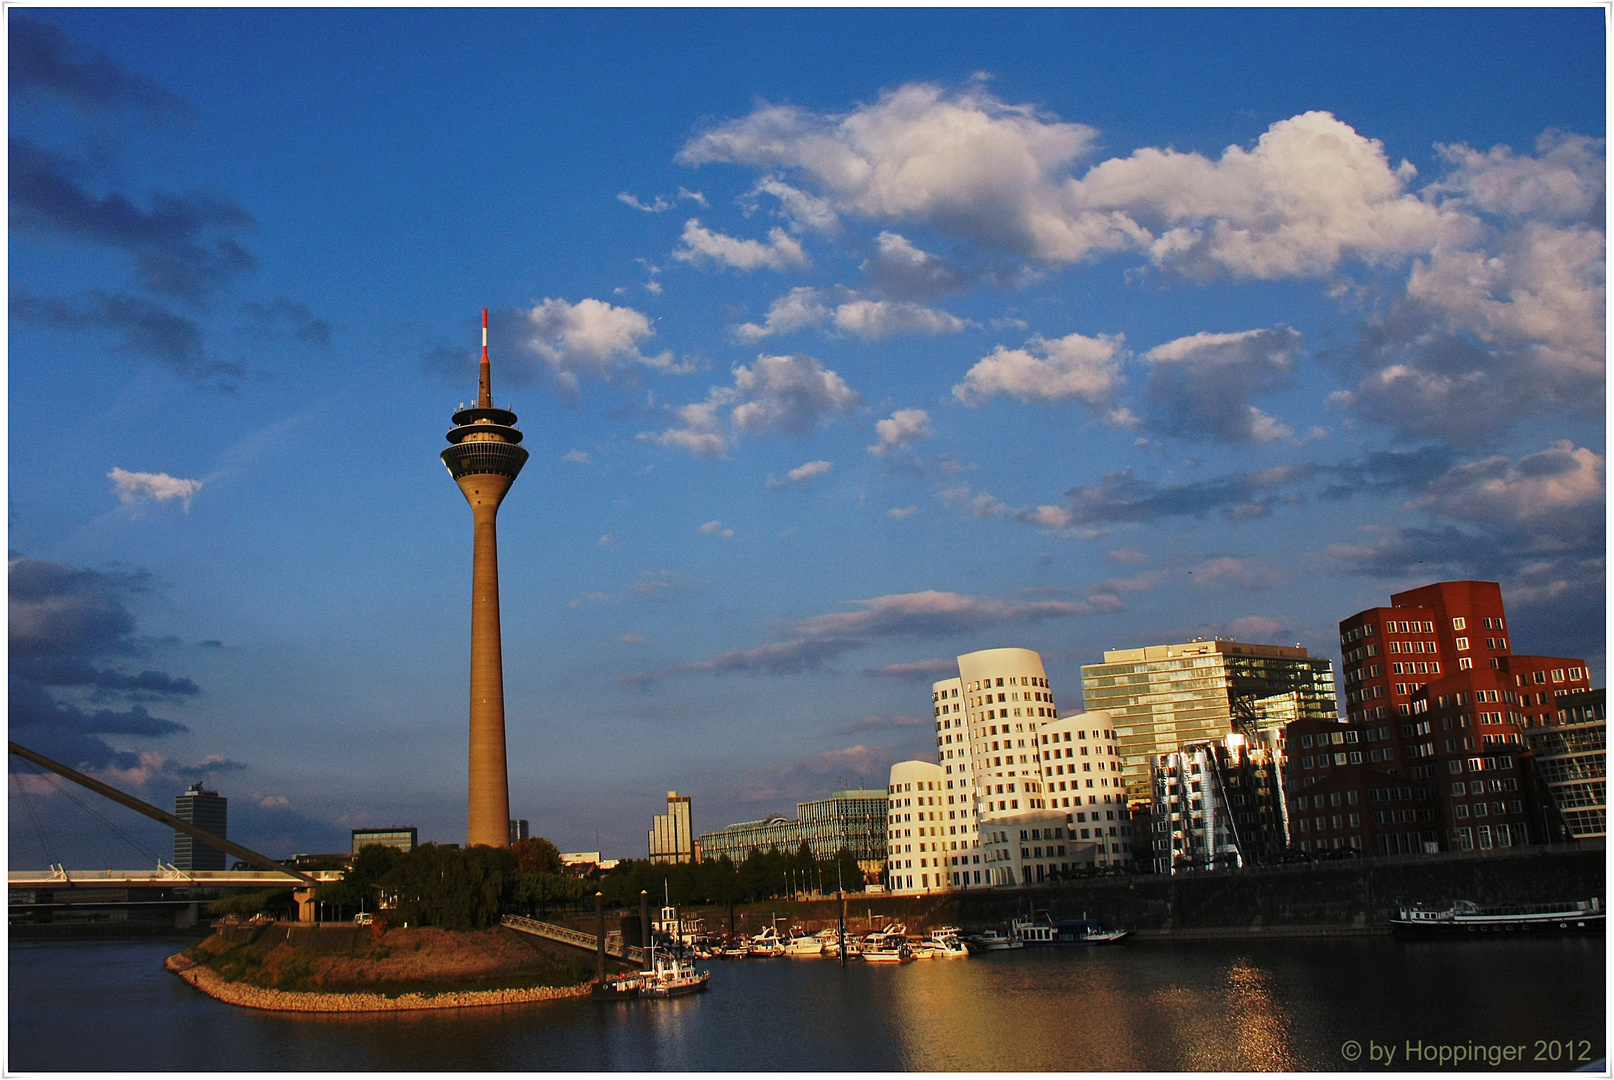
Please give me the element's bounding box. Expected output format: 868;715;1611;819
9;937;1604;1072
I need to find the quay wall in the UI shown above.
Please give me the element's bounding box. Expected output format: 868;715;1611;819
574;845;1604;938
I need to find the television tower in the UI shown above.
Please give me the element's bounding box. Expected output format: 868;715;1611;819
442;309;529;848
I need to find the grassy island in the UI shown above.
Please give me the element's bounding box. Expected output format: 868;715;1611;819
168;924;595;1012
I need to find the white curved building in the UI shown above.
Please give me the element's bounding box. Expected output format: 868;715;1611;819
885;760;948;893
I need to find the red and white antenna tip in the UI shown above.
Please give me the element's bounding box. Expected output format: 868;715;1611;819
481;308;489;357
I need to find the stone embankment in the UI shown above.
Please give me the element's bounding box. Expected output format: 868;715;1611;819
165;952;593;1013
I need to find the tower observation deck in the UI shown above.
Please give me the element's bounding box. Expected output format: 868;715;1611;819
442;309;529;848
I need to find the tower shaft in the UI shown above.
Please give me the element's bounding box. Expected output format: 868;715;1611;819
465;479;512;847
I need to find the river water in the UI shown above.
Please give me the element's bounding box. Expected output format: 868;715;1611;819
8;935;1604;1071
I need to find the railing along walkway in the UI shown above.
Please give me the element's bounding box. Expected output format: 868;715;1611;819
502;914;645;965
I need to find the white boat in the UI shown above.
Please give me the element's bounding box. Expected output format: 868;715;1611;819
783;928;825;956
964;929;1023;952
597;943;711;999
859;930;914;963
1393;898;1604;935
927;927;970;958
747;925;785;957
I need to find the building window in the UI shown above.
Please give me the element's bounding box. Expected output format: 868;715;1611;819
1452;617;1465;630
1455;637;1469;651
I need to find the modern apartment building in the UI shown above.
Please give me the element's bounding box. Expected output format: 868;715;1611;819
1082;639;1337;804
173;783;227;871
649;791;694;864
1150;734;1288;874
1296;580;1592;854
885;646;1136;895
1523;688;1605;840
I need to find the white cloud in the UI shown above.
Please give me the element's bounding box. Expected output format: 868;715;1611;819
750;177;841;234
520;297;680;393
868;408;934;457
650;354;861;449
597;534;614;549
617;192;671;213
766;459;834;490
733;286;968;342
563;450;591;464
673;218;810;272
953;331;1129;421
887;505;919;519
699;519;735;539
108;467;201;511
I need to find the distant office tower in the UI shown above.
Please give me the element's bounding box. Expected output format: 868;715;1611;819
174;783;227;870
352;827;418;855
1082;639;1337;804
442;309;529;848
509;819;530;844
1293;580;1593;856
1150;734;1289;875
649;792;694;863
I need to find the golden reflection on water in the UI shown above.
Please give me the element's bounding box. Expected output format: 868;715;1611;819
880;948;1305;1072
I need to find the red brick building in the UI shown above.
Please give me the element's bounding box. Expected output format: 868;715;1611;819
1289;581;1590;855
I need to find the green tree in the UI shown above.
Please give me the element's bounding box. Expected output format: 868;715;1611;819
377;843;517;930
511;836;564;876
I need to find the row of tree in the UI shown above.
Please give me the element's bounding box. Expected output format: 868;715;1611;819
217;838;871;931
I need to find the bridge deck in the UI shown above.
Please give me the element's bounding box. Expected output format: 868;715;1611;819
9;869;344;888
502;914;645;965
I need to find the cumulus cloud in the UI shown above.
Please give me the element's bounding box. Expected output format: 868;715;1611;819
862;231;970;301
766;460;833;490
673;218;810;272
519;297;680;394
1142;327;1301;443
748;177;841;234
642;353;859;458
108;468;201;511
868;409;934;458
617;191;671;213
699;519;736;539
887;505;919;519
678;82;1120;261
952;331;1132;424
731;287;832;341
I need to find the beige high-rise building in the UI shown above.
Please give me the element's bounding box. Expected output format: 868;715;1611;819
649;791;694;864
441;310;529;848
1080;638;1337;806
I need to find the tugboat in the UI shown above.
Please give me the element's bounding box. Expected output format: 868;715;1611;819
1392;898;1604;935
596;937;711;999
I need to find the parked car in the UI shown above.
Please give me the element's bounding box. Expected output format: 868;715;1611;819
354;912;374;925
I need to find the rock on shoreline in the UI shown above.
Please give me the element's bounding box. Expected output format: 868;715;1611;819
164;952;594;1013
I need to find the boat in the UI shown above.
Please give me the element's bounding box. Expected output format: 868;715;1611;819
596;934;711;999
927;927;970;958
1392;898;1604;935
963;929;1023;952
783;928;825;956
859;929;915;963
1012;914;1129;945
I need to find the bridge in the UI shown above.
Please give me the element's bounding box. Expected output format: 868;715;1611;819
9;868;344;888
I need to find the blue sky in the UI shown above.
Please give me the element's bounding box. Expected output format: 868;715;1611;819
9;8;1605;866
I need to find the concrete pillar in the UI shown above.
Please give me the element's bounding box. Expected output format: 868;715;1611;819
595;891;606;982
293;887;317;924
